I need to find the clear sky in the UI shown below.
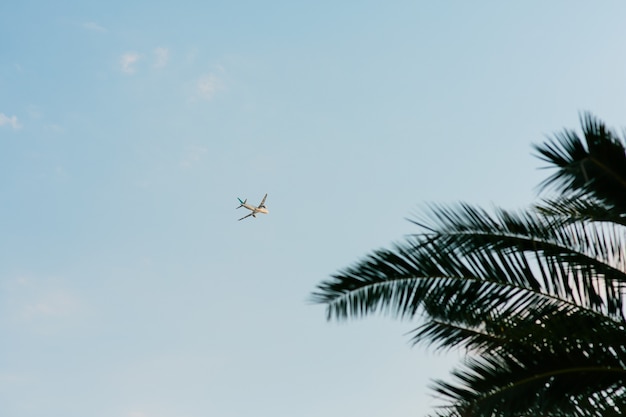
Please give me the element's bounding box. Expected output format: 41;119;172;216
2;1;626;416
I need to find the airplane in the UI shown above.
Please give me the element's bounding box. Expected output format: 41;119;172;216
236;193;269;221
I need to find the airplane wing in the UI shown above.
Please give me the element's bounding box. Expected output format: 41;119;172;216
258;193;268;208
238;212;254;221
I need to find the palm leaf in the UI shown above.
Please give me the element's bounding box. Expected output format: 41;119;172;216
430;337;626;417
535;195;626;226
312;202;626;416
534;113;626;213
314;115;626;416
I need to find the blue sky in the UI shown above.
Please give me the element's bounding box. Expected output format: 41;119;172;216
2;1;626;416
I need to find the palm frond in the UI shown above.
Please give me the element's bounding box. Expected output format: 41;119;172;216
535;195;626;225
409;298;624;355
314;114;626;416
534;112;626;213
313;201;626;415
430;344;626;417
419;204;626;316
313;204;626;323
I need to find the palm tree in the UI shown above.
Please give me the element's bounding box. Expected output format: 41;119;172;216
312;113;626;417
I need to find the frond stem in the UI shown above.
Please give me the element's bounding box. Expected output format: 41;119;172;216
327;274;626;330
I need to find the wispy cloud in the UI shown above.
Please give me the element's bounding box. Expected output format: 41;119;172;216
8;276;81;324
44;124;65;134
26;104;44;120
82;21;107;32
181;145;208;168
154;47;169;68
195;74;222;100
0;372;32;387
0;113;21;129
21;290;79;320
120;52;140;74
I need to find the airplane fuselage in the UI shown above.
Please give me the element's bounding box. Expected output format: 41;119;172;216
237;194;269;220
241;204;269;215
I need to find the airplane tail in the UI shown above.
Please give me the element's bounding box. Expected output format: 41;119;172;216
236;198;247;209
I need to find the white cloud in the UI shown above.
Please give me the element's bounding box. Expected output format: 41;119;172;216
195;74;222;100
7;276;81;323
121;52;140;74
44;124;65;134
26;104;42;119
0;372;32;388
181;145;208;168
154;47;169;68
0;113;21;129
21;290;79;319
83;21;107;32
